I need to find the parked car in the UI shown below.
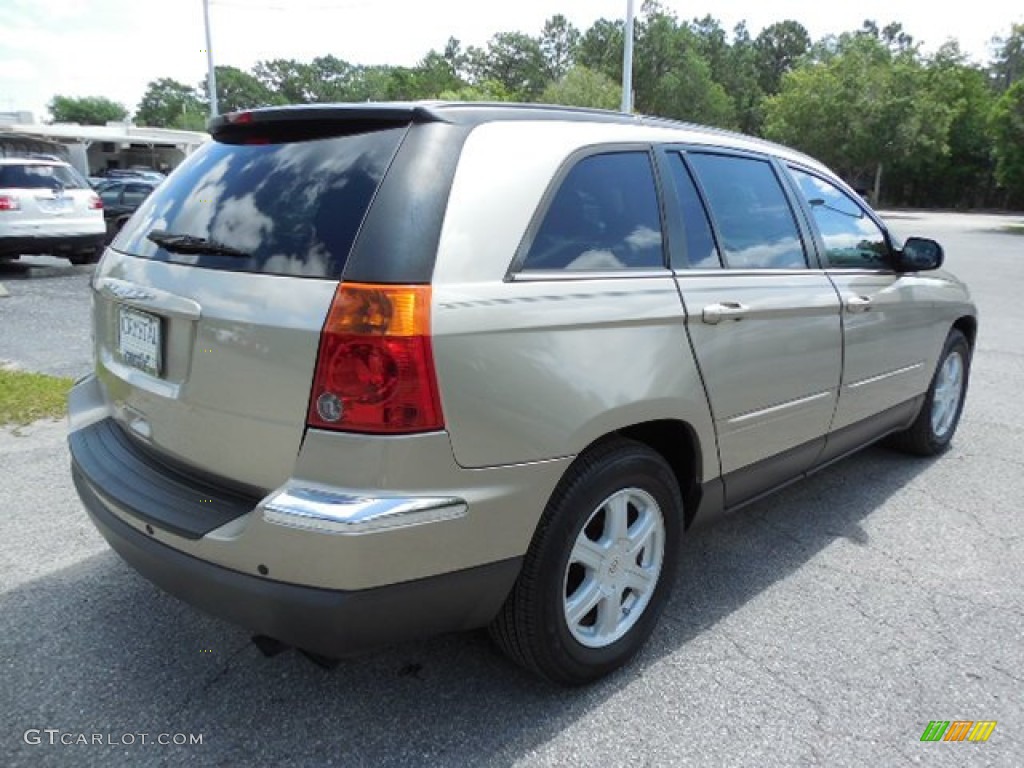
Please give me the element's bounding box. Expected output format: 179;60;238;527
96;179;159;242
95;168;166;184
0;158;105;264
68;103;976;685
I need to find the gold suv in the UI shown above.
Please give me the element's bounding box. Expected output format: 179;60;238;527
68;103;976;684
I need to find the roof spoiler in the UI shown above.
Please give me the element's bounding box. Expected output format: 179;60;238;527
208;103;445;141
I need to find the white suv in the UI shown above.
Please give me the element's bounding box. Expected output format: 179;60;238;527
0;157;105;264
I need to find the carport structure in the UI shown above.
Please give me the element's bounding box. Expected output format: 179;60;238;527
0;121;207;177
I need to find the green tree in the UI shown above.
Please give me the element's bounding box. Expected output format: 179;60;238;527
48;95;128;125
991;23;1024;91
632;6;734;125
728;23;766;134
754;20;811;95
304;55;354;102
252;59;315;103
135;78;206;128
857;20;916;55
442;37;469;81
763;33;955;202
344;65;394;102
990;80;1024;203
467;32;548;100
438;79;514;102
540;15;581;81
386;51;465;100
888;43;996;206
576;18;624;85
540;66;619;110
690;15;731;89
203;65;284;113
690;19;764;134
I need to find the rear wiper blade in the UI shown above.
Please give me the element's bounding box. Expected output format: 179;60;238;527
147;229;250;258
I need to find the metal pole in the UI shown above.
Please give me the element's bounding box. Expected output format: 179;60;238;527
203;0;218;118
621;0;635;113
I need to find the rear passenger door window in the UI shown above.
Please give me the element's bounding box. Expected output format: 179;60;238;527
666;154;721;269
788;168;891;269
521;152;664;271
687;153;806;269
122;184;152;207
99;184;124;207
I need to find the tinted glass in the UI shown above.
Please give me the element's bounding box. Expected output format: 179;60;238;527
522;152;664;271
115;127;406;278
687;154;806;269
0;164;87;190
789;168;890;268
122;184;153;206
99;184;123;206
668;154;720;269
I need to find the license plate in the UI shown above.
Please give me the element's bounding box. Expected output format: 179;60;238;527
37;196;73;213
118;306;162;376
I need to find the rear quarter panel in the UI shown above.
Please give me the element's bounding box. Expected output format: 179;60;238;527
430;121;719;481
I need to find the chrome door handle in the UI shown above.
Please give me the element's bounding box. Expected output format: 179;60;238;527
845;295;872;313
702;301;749;325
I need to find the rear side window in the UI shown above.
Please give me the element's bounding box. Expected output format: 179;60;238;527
0;164;87;190
521;152;664;271
115;127;406;278
687;153;806;269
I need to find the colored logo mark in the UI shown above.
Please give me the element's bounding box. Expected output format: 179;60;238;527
920;720;997;742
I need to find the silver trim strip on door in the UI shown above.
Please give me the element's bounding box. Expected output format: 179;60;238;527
727;390;832;425
847;363;924;390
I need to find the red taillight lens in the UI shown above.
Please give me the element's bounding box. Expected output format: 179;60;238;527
88;194;103;210
0;195;20;211
307;283;443;434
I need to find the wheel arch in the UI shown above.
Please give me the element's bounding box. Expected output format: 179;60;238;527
952;315;977;351
575;419;705;530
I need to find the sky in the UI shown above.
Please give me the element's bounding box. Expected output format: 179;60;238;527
1;0;1020;122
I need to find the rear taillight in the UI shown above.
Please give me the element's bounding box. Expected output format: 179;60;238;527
88;194;103;210
0;195;20;211
307;283;444;434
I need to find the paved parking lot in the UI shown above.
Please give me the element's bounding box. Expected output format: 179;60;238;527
1;214;1022;767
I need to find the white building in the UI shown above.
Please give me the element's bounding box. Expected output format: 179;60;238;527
0;121;208;176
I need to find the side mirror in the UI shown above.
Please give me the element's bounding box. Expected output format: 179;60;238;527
895;237;944;272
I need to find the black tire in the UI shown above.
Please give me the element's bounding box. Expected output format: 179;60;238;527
105;217;128;245
68;246;103;266
888;329;971;456
489;437;682;685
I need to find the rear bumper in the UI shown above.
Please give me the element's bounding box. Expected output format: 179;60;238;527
66;372;566;652
0;232;104;256
73;464;521;656
67;374;568;589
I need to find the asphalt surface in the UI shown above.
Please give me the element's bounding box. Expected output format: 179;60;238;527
0;256;93;378
1;215;1022;767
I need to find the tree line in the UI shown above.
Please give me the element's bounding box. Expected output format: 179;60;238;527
48;3;1024;207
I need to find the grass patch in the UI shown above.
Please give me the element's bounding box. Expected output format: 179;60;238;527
1001;224;1024;235
0;368;73;425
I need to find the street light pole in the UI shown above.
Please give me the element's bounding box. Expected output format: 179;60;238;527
620;0;635;113
203;0;218;118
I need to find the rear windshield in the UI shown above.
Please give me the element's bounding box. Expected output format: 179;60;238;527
0;164;88;190
114;126;407;278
